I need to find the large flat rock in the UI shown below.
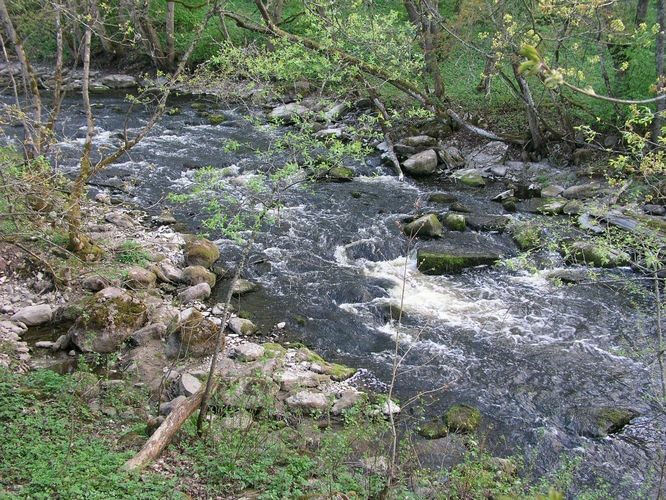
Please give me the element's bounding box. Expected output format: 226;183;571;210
417;233;515;274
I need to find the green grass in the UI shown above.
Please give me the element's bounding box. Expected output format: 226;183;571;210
115;240;152;266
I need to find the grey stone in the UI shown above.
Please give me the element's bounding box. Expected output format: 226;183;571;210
131;323;166;345
126;267;157;289
274;368;321;392
467;141;508;168
464;214;510;232
403;149;438;176
402;135;437;147
541;184;564;197
228;317;258;336
382;399;401;416
643;204;665;216
438;146;465;169
453;168;486;187
159;395;187;415
332;390;364;415
105;212;134;228
269;103;310;124
10;304;52;326
179;373;202;397
182;265;216;288
81;276;109;292
232;279;258;296
178;283;211;303
562;183;601;200
153;261;184;283
34;341;55;349
286;390;329;411
100;74;137;88
231;342;265;362
324;102;347;122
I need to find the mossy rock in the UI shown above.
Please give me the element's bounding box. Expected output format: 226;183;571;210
182;265;216;288
417;420;449;439
403;214;443;238
565;241;630;268
297;347;356;381
570;406;638;438
166;107;181;116
444;213;466;231
455;170;486;187
323;166;354;182
177;309;222;358
445;404;481;433
510;222;542;251
207;113;226;125
262;342;288;360
191;102;207;112
428;193;457;204
417;250;499;274
68;287;147;353
184;238;220;269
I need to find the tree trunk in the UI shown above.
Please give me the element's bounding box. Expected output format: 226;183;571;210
166;0;176;69
513;63;545;153
654;0;666;143
0;0;41;158
67;20;96;255
403;0;444;99
91;0;114;56
636;0;649;26
266;0;285;24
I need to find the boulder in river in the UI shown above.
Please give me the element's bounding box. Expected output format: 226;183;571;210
184;238;220;269
443;213;466;231
418;420;449;439
68;287;147;353
403;214;443;238
232;279;258;296
464;214;510;232
453;168;486;187
228;317;258;336
100;74;137;89
403;149;438;176
417;233;510;274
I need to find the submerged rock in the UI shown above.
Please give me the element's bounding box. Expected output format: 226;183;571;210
443;213;466;231
453;168;486;187
232;279;258;296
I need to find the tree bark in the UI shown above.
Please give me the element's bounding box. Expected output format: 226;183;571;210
513;62;545;153
403;0;444;99
166;0;176;69
636;0;649;26
67;19;95;254
654;0;666;143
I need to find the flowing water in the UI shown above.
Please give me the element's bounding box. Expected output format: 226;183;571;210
3;92;664;496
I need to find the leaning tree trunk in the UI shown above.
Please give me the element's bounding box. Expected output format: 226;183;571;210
513;62;545;154
654;0;666;143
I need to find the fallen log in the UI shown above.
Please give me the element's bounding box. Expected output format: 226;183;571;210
122;382;216;472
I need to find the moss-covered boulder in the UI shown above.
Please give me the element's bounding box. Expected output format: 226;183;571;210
184;238;220;269
403;214;443;238
417;247;501;274
454;169;486;187
126;267;157;289
68;287;147;353
564;241;631;268
182;265;216;288
417;420;449;439
320;166;354;182
510;222;542;251
569;406;638;438
428;192;457;204
445;404;481;433
296;347;357;381
207;113;226;125
171;308;222;358
444;213;466;231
